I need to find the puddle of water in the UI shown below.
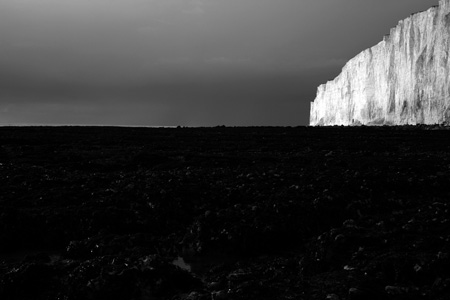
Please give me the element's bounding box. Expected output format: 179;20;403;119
172;256;192;272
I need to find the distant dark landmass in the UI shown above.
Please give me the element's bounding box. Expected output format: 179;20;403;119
0;126;450;299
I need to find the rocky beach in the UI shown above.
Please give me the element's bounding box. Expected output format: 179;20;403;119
0;126;449;299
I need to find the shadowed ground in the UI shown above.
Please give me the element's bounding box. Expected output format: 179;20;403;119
0;125;450;299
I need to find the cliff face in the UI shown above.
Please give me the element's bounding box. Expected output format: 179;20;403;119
310;0;450;126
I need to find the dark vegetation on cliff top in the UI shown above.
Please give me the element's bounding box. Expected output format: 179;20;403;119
0;125;450;300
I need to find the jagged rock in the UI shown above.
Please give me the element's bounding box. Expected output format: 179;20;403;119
211;290;228;300
310;0;450;126
348;287;367;300
326;294;340;300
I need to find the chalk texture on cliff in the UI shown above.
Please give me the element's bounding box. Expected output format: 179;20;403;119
310;0;450;126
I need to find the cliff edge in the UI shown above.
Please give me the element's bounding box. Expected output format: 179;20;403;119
310;0;450;126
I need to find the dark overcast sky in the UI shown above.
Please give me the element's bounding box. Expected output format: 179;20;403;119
0;0;438;126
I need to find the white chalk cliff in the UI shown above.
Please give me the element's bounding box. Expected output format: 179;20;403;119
310;0;450;126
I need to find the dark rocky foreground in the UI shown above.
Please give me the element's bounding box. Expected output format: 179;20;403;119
1;125;450;300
